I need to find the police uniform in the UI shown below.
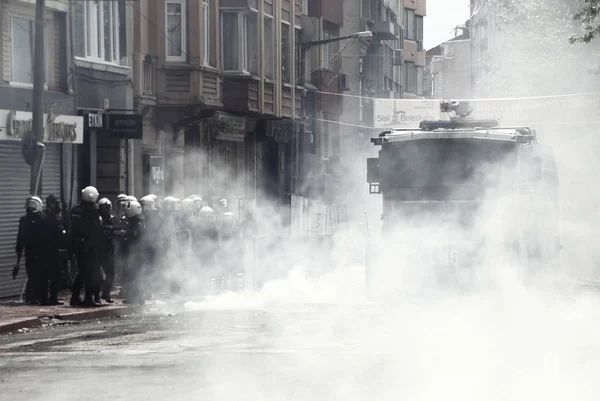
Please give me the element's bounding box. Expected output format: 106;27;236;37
16;212;44;304
123;214;146;304
69;202;103;306
98;213;117;302
40;208;66;305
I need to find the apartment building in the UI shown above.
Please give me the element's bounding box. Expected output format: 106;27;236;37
0;0;83;298
134;0;305;220
425;25;471;99
72;0;137;202
297;0;349;205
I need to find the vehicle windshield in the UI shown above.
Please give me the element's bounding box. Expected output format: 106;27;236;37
380;138;517;202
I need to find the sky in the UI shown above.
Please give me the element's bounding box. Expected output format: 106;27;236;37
424;0;471;50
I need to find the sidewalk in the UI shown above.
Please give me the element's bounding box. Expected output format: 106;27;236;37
0;288;143;334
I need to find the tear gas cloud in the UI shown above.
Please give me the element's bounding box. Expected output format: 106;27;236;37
117;1;600;398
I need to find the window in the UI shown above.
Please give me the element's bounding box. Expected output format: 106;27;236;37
416;16;424;48
301;0;308;14
323;23;339;69
281;22;291;83
221;11;258;74
74;0;120;63
264;15;274;79
203;0;210;65
404;61;415;93
404;8;415;40
166;0;186;62
11;16;50;85
11;17;49;85
416;66;423;96
295;28;305;85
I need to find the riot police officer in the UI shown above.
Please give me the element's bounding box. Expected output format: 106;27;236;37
96;197;117;303
122;200;146;305
69;186;103;307
14;196;44;304
140;195;163;295
40;194;66;305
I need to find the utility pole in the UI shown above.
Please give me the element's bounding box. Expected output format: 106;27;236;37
30;0;46;195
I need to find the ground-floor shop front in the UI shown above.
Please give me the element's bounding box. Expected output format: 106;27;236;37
0;110;83;298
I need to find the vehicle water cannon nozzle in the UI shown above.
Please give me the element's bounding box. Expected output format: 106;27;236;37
440;100;473;117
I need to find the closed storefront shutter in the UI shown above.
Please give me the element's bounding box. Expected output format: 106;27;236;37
0;141;34;298
0;141;62;298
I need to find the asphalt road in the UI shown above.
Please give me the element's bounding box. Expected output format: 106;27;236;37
3;273;600;401
0;299;388;401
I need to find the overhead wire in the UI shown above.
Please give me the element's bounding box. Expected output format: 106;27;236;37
126;2;600;130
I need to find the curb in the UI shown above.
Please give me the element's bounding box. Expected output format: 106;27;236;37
0;305;142;335
54;305;141;322
0;317;43;334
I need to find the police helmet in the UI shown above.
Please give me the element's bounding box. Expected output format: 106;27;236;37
181;198;193;211
162;196;178;212
140;195;157;211
152;195;162;210
191;195;204;210
46;194;61;210
200;206;214;215
125;200;143;218
125;195;137;203
25;196;43;212
218;198;229;208
81;186;99;203
116;194;128;202
223;211;235;219
98;197;112;209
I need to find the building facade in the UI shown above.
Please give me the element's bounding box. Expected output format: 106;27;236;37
70;0;138;204
134;0;305;225
425;25;471;100
0;0;83;298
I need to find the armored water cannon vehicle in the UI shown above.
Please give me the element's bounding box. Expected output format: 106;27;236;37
365;100;560;299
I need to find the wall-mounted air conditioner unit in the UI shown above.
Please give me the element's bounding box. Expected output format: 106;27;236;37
338;73;350;91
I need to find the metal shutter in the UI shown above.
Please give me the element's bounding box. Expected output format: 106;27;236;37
0;142;33;298
42;144;62;201
0;142;62;298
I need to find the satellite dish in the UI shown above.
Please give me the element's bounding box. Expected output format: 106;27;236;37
21;132;37;166
299;15;315;44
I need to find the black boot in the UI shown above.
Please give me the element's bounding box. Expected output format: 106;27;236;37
101;294;115;304
69;295;82;307
82;294;102;307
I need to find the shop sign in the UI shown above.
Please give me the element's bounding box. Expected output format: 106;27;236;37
107;113;143;139
0;109;83;144
82;110;105;132
214;111;246;141
149;156;164;197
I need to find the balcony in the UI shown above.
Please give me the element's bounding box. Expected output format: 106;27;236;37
311;69;343;116
308;0;343;26
370;21;399;41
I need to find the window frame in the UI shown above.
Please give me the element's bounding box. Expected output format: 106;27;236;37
78;0;120;65
404;8;415;41
165;0;187;63
404;61;416;93
281;21;291;83
220;9;259;75
202;0;210;66
264;14;275;79
322;22;339;70
10;14;49;88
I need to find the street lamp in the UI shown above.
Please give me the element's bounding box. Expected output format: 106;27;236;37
302;31;373;49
